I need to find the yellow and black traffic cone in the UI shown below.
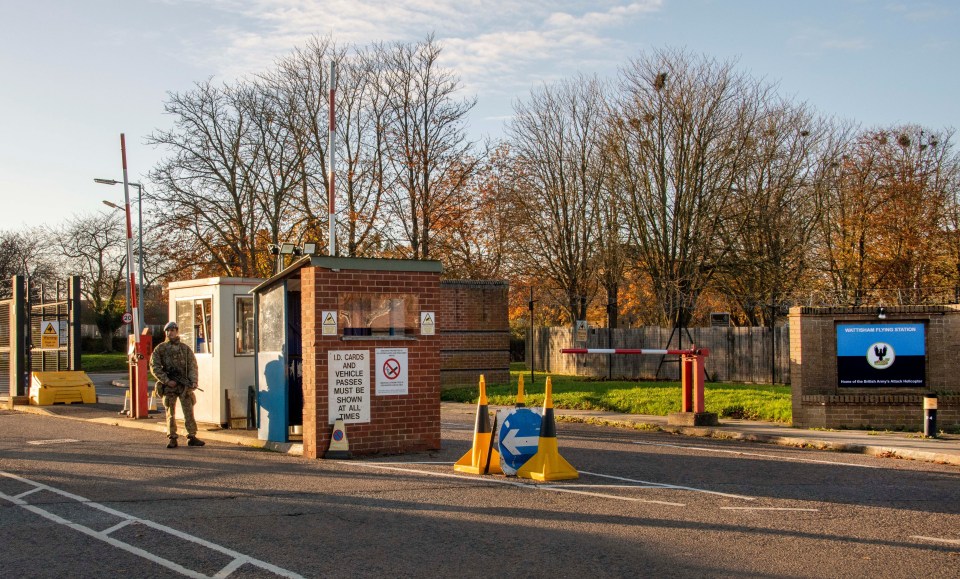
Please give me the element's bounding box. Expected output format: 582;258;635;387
516;376;578;481
454;375;503;475
515;373;526;408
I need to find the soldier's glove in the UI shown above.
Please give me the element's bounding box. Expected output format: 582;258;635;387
167;379;178;388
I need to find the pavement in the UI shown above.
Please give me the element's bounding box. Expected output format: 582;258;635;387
8;373;960;467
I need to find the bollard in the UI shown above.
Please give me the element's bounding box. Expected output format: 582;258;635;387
224;390;232;429
923;394;937;438
247;385;257;430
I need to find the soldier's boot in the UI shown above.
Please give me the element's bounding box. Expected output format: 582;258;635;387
187;435;205;447
166;437;178;449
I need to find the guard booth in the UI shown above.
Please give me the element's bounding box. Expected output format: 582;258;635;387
166;278;261;427
251;256;443;458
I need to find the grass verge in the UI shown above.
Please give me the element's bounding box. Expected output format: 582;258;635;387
442;368;792;423
81;353;129;372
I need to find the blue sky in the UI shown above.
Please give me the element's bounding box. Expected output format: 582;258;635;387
1;0;958;230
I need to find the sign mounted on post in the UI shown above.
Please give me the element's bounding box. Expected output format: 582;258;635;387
328;350;370;424
40;320;59;349
420;312;435;335
376;348;408;395
496;407;542;475
575;320;588;343
321;311;338;336
836;323;926;387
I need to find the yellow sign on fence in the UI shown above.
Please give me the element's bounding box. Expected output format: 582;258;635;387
40;321;59;349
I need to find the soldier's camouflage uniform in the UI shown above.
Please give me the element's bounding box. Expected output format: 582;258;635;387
149;337;199;440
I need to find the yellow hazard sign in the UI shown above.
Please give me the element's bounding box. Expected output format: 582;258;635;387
40;320;59;349
420;312;435;336
322;311;338;336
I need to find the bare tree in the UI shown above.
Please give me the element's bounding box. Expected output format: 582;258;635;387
608;48;767;328
0;228;57;296
507;75;610;323
148;79;268;277
379;36;478;259
51;213;126;352
713;105;839;324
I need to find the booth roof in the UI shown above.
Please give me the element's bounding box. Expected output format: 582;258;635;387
168;277;265;290
250;255;444;294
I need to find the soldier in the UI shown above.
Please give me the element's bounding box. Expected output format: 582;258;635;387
150;321;205;449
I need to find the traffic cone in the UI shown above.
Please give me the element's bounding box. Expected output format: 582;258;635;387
515;374;526;408
454;375;503;474
324;417;352;459
516;376;578;481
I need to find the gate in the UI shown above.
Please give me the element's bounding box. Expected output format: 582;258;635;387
0;275;81;405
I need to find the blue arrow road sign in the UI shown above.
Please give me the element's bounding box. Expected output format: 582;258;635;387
497;408;542;475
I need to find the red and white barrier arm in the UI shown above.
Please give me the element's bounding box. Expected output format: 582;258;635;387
561;348;710;356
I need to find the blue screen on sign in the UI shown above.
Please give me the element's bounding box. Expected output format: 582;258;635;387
836;323;926;387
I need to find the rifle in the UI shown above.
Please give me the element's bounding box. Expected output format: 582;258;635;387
166;367;204;392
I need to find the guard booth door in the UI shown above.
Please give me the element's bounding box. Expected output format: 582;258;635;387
255;280;303;442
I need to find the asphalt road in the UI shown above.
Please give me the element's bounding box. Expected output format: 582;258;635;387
1;407;958;578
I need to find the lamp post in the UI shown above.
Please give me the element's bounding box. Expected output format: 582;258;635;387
96;178;144;330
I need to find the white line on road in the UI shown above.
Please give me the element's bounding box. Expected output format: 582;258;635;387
0;470;303;579
579;470;757;501
632;441;882;468
720;507;819;512
351;462;687;506
539;484;666;489
910;535;960;545
26;438;79;445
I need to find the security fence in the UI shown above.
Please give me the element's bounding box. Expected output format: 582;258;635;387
529;325;791;384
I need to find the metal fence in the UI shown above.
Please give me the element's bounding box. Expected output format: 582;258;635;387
529;325;791;384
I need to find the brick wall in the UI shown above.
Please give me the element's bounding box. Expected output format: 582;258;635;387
438;280;510;388
301;265;442;458
789;305;960;429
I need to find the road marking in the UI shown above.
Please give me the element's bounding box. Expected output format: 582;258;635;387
540;484;666;489
352;462;686;507
720;507;819;512
579;470;756;501
350;462;687;506
27;438;79;445
0;470;303;579
910;535;960;546
631;441;882;468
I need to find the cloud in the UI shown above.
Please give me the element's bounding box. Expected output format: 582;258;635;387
172;0;662;92
789;27;870;57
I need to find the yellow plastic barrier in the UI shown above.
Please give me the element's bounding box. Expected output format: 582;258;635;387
29;371;97;405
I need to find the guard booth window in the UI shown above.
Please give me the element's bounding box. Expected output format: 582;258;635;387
339;293;418;337
176;297;213;354
235;296;254;356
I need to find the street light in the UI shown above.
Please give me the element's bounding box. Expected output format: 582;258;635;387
96;178;144;330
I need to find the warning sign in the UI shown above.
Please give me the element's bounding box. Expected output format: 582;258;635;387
420;312;435;335
40;320;59;349
321;310;338;336
328;350;369;424
575;320;588;343
376;348;408;395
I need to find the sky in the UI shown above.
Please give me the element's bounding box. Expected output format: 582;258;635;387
1;0;958;231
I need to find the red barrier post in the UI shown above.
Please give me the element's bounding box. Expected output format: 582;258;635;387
692;354;706;413
135;328;153;417
681;354;694;412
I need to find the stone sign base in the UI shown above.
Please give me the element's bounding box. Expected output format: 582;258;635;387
668;411;719;427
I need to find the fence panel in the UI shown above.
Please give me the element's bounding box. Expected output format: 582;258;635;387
531;325;791;384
